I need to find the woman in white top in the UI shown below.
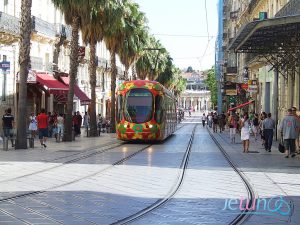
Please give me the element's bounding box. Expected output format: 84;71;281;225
28;113;37;138
240;113;250;153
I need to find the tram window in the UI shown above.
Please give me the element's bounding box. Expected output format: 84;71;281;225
116;95;123;123
124;89;153;123
155;95;164;123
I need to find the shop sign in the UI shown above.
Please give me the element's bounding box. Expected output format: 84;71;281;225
226;89;237;96
16;70;37;83
241;83;248;90
0;61;10;71
248;85;258;93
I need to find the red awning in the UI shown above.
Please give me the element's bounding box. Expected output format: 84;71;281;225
228;100;255;112
60;77;91;105
36;73;68;94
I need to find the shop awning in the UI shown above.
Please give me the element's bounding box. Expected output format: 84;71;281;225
36;73;68;94
228;15;300;53
228;100;255;112
60;77;91;105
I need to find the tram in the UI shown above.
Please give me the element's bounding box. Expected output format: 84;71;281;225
116;80;177;141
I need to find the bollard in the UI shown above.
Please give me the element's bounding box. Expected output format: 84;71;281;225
3;137;8;151
72;129;75;141
29;138;34;148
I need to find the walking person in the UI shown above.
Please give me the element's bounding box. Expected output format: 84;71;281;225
28;112;37;139
252;114;259;141
83;112;90;136
56;113;64;142
240;113;250;153
212;113;218;133
77;111;82;135
37;108;48;148
291;107;300;154
2;108;15;148
262;113;275;152
201;113;206;127
208;113;213;128
229;112;237;143
259;112;267;147
279;108;300;158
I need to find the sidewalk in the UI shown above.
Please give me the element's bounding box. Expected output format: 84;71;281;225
0;131;119;153
208;126;300;225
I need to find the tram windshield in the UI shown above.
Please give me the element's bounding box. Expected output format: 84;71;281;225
125;89;153;123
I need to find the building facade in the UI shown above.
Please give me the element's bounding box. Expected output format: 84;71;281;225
0;0;125;127
179;71;211;112
221;0;300;135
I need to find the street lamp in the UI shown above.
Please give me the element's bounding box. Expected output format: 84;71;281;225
143;48;162;80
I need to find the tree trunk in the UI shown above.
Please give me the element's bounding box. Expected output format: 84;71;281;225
132;64;137;80
124;65;129;81
65;16;79;141
89;40;97;137
16;0;32;149
110;51;117;133
53;33;66;72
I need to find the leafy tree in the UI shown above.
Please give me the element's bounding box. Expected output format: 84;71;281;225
205;66;217;107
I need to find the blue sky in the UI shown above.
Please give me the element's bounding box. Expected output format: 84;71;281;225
134;0;219;71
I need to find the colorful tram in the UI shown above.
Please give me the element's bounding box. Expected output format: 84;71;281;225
116;80;177;141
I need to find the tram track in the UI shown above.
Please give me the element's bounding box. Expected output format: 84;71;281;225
110;124;198;225
0;124;188;203
206;127;256;225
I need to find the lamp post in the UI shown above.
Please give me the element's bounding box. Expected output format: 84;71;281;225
143;48;162;81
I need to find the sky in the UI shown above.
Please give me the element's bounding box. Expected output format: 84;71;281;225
134;0;219;72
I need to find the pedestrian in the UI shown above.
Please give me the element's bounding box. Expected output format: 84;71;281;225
208;112;213;128
279;108;300;158
97;113;103;135
47;112;54;138
240;113;250;153
2;108;15;147
262;113;275;152
291;107;300;154
259;112;267;147
252;113;259;141
77;111;82;135
28;112;37;139
56;113;64;142
36;108;48;148
72;112;79;136
212;113;218;133
201;113;206;127
83;111;90;129
229;112;237;143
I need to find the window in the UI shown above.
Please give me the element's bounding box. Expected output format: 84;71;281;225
124;89;153;123
155;95;164;123
116;95;123;123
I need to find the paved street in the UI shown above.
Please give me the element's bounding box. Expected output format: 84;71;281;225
0;115;299;224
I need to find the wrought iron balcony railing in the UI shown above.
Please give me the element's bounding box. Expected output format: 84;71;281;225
0;11;19;35
275;0;300;17
32;16;56;37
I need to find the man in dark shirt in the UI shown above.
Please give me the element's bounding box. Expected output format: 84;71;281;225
2;108;15;147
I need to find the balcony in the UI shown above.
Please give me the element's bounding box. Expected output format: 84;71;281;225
0;11;19;35
32;16;56;38
230;10;239;20
97;57;107;69
226;67;237;74
275;0;300;17
30;56;43;70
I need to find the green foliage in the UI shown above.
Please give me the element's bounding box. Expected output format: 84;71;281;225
205;66;217;106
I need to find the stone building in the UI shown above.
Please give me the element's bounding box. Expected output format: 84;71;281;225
221;0;300;134
179;71;211;112
0;0;125;127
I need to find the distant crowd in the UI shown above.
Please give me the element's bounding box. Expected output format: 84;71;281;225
2;108;110;149
200;107;300;158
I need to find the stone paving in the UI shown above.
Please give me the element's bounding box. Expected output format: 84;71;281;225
208;126;300;225
0;115;298;225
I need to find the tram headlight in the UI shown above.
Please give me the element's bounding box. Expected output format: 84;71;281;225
149;124;153;128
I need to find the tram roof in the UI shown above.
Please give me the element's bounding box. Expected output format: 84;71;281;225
118;80;175;98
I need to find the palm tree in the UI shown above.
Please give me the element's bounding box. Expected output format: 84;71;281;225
15;0;32;149
103;0;126;133
118;2;148;80
80;1;107;137
52;0;88;141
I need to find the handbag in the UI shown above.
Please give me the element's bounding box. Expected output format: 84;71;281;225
278;138;285;153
